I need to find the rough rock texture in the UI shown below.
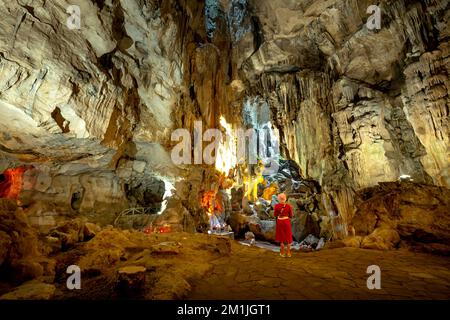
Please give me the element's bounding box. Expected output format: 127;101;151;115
242;0;450;226
0;280;56;300
0;0;448;239
150;199;197;233
0;0;449;303
0;0;187;228
0;199;55;285
116;265;147;298
51;229;231;299
360;228;401;251
351;182;450;252
48;218;102;250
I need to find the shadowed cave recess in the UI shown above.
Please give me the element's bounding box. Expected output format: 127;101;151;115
0;0;449;300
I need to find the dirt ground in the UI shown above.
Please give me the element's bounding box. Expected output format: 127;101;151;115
2;230;450;300
187;239;450;300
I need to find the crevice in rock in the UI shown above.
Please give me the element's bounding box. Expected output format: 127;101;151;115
70;189;85;211
51;107;70;134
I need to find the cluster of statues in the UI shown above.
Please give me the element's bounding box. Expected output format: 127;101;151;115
204;159;282;231
242;160;279;204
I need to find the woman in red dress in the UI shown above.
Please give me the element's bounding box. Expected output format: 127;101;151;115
274;193;293;257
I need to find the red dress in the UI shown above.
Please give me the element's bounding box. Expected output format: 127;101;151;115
274;203;293;243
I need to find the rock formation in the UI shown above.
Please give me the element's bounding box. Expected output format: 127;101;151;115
0;0;449;302
0;0;448;249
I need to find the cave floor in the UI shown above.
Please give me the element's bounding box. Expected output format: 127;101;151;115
5;230;449;300
187;240;450;300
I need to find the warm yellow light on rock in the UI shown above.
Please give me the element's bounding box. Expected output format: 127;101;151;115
215;116;237;175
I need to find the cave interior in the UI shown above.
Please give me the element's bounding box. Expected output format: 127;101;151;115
0;0;449;300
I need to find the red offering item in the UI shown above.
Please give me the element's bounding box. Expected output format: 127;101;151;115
158;225;171;233
143;226;153;234
143;225;171;234
274;203;293;243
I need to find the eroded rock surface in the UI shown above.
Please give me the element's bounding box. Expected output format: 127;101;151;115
347;182;450;254
0;199;55;285
0;0;448;262
242;0;449;224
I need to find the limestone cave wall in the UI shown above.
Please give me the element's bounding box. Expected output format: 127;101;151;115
239;0;449;223
0;0;448;230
